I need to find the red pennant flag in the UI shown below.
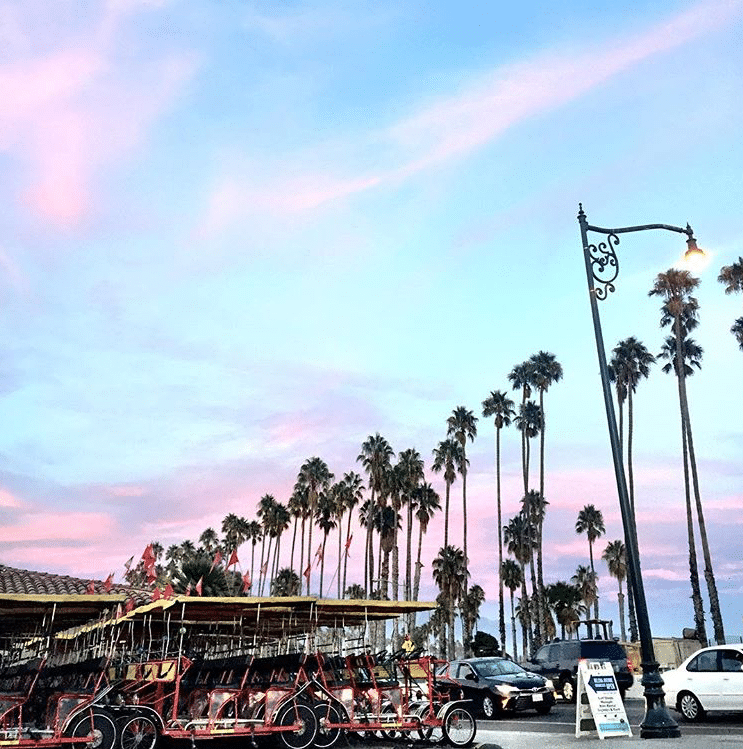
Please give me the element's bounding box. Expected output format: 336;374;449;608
303;563;311;581
185;582;191;597
125;598;135;613
314;543;323;560
146;566;157;584
195;577;203;596
163;583;174;599
344;533;353;557
86;581;96;595
115;603;123;619
260;560;269;576
227;549;239;568
142;543;155;565
124;555;134;571
210;550;223;572
152;587;162;601
104;573;114;592
242;571;251;593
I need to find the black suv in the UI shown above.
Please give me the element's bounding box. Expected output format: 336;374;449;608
523;639;634;702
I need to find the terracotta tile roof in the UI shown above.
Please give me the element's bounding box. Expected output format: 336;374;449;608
0;563;133;596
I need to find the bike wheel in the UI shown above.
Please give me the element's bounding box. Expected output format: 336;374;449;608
442;708;476;748
68;710;118;749
416;705;442;744
313;702;344;749
118;714;158;749
275;701;317;749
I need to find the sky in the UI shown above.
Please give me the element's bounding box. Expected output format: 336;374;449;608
1;0;742;645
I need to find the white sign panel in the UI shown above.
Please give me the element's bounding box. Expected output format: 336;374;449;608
575;660;632;739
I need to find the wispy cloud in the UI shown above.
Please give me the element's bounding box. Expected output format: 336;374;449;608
198;0;742;235
0;1;197;229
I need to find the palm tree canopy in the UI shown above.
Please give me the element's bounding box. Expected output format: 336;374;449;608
482;390;516;429
446;406;478;449
732;317;743;351
602;539;627;583
357;434;395;495
572;564;598;607
575;504;605;545
718;257;743;294
529;351;563;394
608;337;655;395
659;335;703;376
515;401;541;438
508;361;534;400
413;482;441;528
431;438;463;484
501;558;523;592
432;544;468;601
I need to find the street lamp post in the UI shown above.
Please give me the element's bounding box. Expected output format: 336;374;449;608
577;204;702;739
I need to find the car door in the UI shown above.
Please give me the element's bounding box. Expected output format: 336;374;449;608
685;650;721;709
718;649;743;708
454;662;479;701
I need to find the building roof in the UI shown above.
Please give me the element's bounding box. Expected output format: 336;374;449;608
0;564;131;596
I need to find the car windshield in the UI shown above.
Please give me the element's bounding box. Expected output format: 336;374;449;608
580;642;626;660
473;659;526;677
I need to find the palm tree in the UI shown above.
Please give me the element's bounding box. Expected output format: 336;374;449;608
650;269;724;644
545;581;584;639
503;512;533;656
412;481;441;607
339;471;364;597
528;351;563;648
508;361;533;494
272;567;301;596
270;502;291;583
396;448;424;604
173;554;229;596
245;520;262;590
296;457;334;594
345;583;365;599
431;438;462;548
316;490;337;596
522;489;548;645
288;488;308;574
719;257;743;349
199;527;220;555
432;545;468;659
602;540;627;642
482;389;515;652
375;504;400;599
256;494;276;594
575;504;605;620
462;584;485;653
446;406;478;570
358;434;394;595
514;401;541;492
572;564;598;632
608;336;654;643
501;558;522;660
221;514;249;553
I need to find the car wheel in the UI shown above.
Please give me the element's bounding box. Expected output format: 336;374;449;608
561;678;576;703
679;692;705;722
481;695;496;719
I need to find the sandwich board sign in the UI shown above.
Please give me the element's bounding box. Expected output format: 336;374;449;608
575;660;632;739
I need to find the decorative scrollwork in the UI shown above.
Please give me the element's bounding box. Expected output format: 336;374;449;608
587;233;619;300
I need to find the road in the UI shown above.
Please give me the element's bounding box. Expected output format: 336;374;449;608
476;698;743;741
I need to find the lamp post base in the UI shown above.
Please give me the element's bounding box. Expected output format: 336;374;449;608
640;665;681;739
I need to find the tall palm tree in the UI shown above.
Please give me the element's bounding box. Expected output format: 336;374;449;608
462;584;485;653
270;502;291;583
446;406;478;571
296;457;334;594
572;564;598;632
718;257;743;349
412;482;441;626
245;520;262;590
528;351;563;649
602;540;627;643
256;494;276;594
522;489;548;645
431;438;462;548
575;504;605;620
503;512;533;656
651;269;724;644
272;567;301;596
545;581;584;639
482;389;515;651
432;545;468;659
287;488;308;574
316;490;337;596
395;449;424;604
501;558;522;660
199;527;220;555
221;514;249;554
339;471;364;597
508;361;533;494
358;434;394;595
608;336;654;643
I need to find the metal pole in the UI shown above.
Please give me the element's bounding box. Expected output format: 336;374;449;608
578;203;681;739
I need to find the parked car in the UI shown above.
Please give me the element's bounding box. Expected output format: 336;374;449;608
438;657;555;718
522;638;634;702
662;644;743;721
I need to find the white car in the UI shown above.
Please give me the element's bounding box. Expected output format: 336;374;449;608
662;644;743;721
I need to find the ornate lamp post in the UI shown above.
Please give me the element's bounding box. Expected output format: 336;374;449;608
578;204;703;739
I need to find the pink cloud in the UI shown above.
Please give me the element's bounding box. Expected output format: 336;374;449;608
1;5;197;229
0;512;114;543
0;487;23;509
198;0;742;235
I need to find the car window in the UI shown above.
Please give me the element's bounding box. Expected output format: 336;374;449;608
548;644;562;660
580;642;627;660
535;646;550;661
688;651;717;672
720;651;743;672
457;664;475;679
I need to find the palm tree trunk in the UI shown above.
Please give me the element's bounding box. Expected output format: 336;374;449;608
520;565;530;656
536;391;546;652
617;583;627;643
343;513;353;597
496;428;506;652
588;542;599;621
337;516;343;598
681;382;725;643
627;584;638;642
447;595;456;659
673;315;708;644
510;590;518;661
443;482;451;548
461;464;470;653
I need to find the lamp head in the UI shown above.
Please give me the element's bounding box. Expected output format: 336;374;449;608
683;234;708;272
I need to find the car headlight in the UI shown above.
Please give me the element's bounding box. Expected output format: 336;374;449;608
496;684;517;696
545;679;555;691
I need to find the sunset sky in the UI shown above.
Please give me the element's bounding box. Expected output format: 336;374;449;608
1;0;742;642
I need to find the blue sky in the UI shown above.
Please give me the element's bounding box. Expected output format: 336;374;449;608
1;0;742;644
